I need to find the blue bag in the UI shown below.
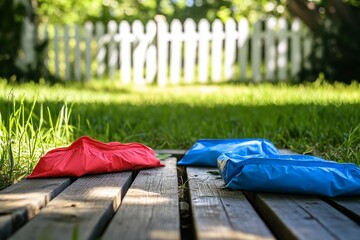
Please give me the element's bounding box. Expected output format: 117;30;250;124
177;139;279;167
217;153;360;197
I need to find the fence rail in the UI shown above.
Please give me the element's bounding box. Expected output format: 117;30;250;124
40;17;312;85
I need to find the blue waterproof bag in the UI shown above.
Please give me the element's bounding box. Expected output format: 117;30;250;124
218;153;360;197
177;139;279;167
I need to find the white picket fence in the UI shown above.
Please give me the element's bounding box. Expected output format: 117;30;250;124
40;17;312;85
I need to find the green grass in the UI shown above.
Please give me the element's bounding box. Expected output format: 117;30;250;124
1;79;360;189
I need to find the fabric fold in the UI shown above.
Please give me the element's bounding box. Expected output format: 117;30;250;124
28;136;164;178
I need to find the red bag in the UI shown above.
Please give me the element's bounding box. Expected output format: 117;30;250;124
28;136;164;178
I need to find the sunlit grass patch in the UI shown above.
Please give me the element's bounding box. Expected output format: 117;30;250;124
1;79;360;106
0;92;73;188
1;79;360;189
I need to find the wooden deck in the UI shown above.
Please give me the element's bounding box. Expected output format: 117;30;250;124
1;150;359;240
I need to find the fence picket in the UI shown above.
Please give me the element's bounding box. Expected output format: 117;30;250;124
132;20;146;85
108;21;118;79
44;17;310;84
119;21;132;84
156;16;169;86
238;19;249;81
198;19;210;83
54;25;60;79
85;22;93;81
252;20;262;82
96;22;106;78
303;28;312;73
290;19;301;77
265;17;276;81
291;19;301;78
74;25;81;81
145;21;157;84
277;18;288;81
42;25;49;69
63;26;70;81
224;18;237;80
211;19;223;82
184;19;197;84
170;20;182;84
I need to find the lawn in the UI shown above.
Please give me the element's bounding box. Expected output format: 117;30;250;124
1;79;360;189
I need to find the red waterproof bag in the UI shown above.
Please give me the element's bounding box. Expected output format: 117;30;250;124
28;136;164;178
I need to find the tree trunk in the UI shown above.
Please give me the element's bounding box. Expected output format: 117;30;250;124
287;0;360;34
287;0;321;33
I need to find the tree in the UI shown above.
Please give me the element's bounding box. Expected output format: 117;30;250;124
0;0;49;83
35;0;282;24
0;0;24;80
287;0;360;83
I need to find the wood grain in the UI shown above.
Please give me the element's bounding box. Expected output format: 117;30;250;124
155;149;187;160
102;157;180;240
325;197;360;224
246;192;360;240
187;167;274;240
8;172;134;240
0;178;72;238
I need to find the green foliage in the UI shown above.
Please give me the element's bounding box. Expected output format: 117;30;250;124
298;1;360;83
0;0;51;83
0;90;73;189
0;0;24;79
36;0;287;24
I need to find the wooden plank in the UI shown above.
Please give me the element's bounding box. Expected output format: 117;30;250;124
187;167;274;240
155;149;187;160
245;192;360;240
0;178;72;239
102;158;180;240
325;197;360;224
9;172;134;240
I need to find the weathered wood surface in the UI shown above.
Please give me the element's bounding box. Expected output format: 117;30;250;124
187;167;274;240
156;149;187;160
102;157;180;240
8;172;134;240
1;151;360;240
0;178;72;239
245;192;360;240
326;197;360;224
